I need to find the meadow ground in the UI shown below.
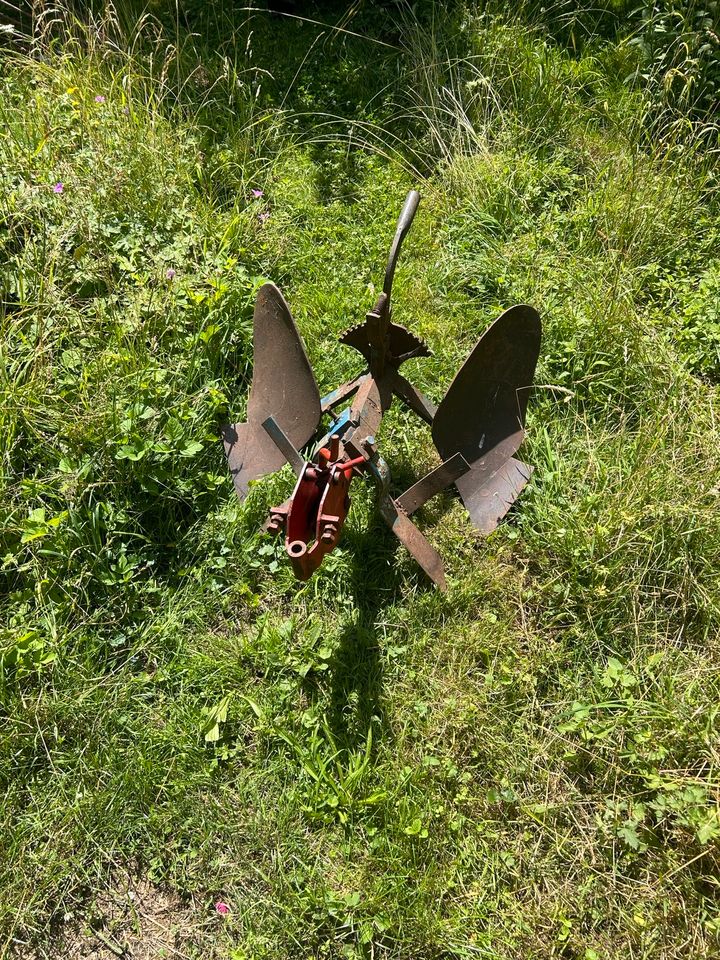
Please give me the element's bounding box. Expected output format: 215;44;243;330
1;1;720;957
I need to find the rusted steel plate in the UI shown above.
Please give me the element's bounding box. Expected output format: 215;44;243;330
432;303;541;532
396;452;470;516
340;320;430;371
379;495;447;590
456;456;533;534
344;373;391;451
433;304;541;466
223;283;320;500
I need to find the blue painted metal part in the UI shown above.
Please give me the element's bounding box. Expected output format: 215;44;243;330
320;385;345;409
330;408;353;435
313;407;356;456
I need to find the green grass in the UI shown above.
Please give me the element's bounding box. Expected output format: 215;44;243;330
1;2;720;958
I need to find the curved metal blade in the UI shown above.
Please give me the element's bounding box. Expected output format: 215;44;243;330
223;283;321;500
432;304;541;532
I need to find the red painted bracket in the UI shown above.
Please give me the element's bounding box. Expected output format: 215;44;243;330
267;443;366;580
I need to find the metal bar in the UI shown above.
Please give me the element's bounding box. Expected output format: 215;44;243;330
388;370;437;424
320;374;367;414
379;495;447;591
262;416;306;477
340;454;368;475
396;452;470;516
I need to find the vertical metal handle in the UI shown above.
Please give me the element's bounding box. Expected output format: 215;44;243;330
383;189;421;301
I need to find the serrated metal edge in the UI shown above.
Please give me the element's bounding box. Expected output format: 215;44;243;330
338;322;365;343
389;323;430;354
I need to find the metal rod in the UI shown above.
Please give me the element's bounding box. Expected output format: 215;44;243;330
383;190;420;303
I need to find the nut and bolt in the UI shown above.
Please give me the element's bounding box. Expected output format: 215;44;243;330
363;435;378;458
321;523;338;544
267;514;285;533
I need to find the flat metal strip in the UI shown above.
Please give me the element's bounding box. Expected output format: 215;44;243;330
396;452;470;516
388;370;437;424
320;374;367;414
379;495;447;591
262;416;306;478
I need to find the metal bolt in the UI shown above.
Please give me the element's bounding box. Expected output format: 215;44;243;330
267;514;285;533
363;436;378;457
321;523;337;544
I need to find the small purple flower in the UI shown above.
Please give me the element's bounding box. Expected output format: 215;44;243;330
95;95;106;103
53;182;64;194
215;901;230;915
250;188;263;199
122;106;130;115
166;268;176;280
258;211;270;225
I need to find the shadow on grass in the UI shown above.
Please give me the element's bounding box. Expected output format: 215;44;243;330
322;507;414;752
326;614;385;751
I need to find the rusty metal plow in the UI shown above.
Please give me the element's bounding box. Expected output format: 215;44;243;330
222;191;541;590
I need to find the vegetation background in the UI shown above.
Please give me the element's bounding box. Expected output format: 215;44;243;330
1;0;719;957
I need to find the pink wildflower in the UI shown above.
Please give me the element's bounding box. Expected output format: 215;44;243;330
95;95;106;103
53;182;64;194
166;268;176;280
251;188;263;198
215;901;230;915
258;211;270;224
